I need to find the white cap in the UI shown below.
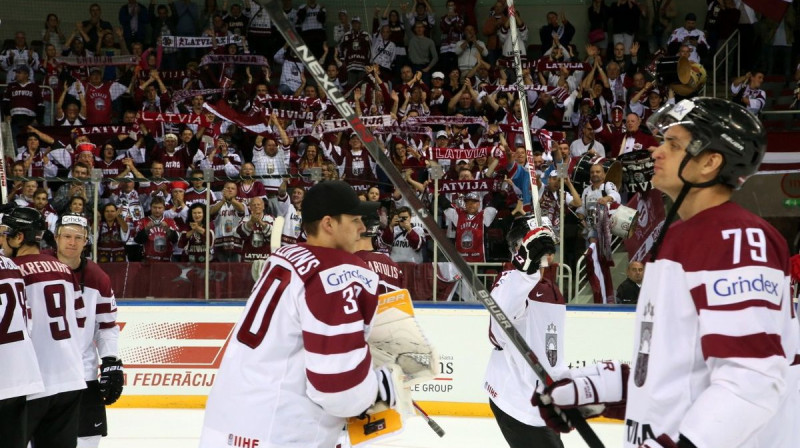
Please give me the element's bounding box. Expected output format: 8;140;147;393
435;130;448;139
432;71;445;79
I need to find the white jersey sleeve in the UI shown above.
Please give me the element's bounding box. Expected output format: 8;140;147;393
0;256;44;400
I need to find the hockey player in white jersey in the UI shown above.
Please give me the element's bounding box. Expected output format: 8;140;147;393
199;181;407;448
0;247;44;448
537;97;800;448
54;213;123;448
0;207;86;448
484;215;568;448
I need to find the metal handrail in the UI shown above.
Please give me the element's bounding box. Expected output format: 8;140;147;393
573;235;623;302
712;30;740;99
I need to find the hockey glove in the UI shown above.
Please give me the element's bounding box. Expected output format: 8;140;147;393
512;227;556;275
373;364;412;415
99;357;124;405
535;361;629;425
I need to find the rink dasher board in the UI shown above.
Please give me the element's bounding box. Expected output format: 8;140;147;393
112;303;635;417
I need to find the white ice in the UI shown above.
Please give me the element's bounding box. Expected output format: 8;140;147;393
104;408;625;447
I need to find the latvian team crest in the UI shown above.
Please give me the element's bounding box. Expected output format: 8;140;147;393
545;323;558;367
634;302;654;387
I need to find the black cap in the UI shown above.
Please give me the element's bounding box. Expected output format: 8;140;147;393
685;12;697;21
302;181;380;223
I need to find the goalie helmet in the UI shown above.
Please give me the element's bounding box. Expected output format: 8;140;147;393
506;214;537;255
646;97;766;189
2;207;46;245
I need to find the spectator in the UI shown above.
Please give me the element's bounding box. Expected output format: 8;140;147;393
119;0;149;50
442;192;498;262
615;113;659;158
179;202;214;262
570;121;606;158
731;71;766;116
14;180;39;207
236;162;267;206
295;0;327;57
96;202;130;262
333;9;350;45
407;21;438;85
340;16;372;88
539;11;575;53
209;181;245;262
482;2;505;63
7;161;26;203
498;8;528;60
32;188;60;235
54;81;87;126
173;0;200;37
455;25;488;74
52;162;95;214
67;66;128;125
149;133;193;179
236;196;274;262
608;0;642;54
251;118;291;207
185;170;211;206
371;25;398;81
439;0;465;73
2;65;43;143
539;171;582;243
575;163;621;244
587;0;611;57
608;41;639;77
81;3;114;51
374;6;406;68
193;138;242;190
243;0;276;57
616;260;644;304
42;13;68;55
149;1;179;70
667;13;710;63
223;2;247;36
641;0;675;54
382;206;425;263
405;0;435;36
0;31;40;83
134;196;179;262
630;86;674;121
276;180;304;245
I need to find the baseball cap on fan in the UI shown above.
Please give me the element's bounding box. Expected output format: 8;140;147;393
302;180;380;224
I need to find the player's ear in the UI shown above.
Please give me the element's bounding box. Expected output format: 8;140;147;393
698;151;725;177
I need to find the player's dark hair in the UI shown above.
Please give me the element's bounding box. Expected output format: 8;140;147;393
302;215;342;236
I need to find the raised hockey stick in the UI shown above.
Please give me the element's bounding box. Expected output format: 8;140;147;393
506;0;542;226
260;2;604;446
271;216;285;252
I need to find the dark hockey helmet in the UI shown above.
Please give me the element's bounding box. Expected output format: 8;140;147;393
1;207;46;245
646;97;766;189
361;203;381;238
506;214;538;254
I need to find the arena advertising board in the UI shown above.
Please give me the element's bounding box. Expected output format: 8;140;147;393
115;305;635;416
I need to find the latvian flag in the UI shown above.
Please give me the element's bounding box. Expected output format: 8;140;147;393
743;0;791;22
585;242;615;304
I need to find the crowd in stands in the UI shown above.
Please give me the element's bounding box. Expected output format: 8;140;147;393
0;0;796;300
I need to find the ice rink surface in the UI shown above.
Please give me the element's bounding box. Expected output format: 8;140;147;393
105;408;624;448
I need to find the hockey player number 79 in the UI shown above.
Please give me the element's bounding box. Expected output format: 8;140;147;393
721;228;767;264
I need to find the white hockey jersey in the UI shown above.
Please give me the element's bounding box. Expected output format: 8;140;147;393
484;269;569;426
73;259;119;381
199;244;381;448
626;202;799;448
17;253;86;399
0;256;44;400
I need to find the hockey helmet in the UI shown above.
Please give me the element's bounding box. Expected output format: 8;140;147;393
56;213;90;237
506;214;537;254
646;97;766;189
1;207;47;245
361;202;381;238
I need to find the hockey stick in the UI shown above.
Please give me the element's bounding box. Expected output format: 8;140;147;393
261;2;604;446
412;400;445;437
506;0;542;226
271;216;285;252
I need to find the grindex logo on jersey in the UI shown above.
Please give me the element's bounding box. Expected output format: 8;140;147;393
320;264;378;295
705;266;784;307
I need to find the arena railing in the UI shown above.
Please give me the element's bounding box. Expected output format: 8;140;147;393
712;30;741;100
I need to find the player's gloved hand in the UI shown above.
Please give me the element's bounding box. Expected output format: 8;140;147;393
535;361;629;427
372;364;412;415
99;357;124;405
531;391;574;433
512;227;556;275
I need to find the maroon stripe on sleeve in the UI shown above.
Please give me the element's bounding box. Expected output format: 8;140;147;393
701;333;785;361
303;330;367;355
75;297;85;310
77;317;86;328
306;353;373;393
96;303;115;314
98;322;118;330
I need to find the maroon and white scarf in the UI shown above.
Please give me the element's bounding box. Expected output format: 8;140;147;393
199;54;270;67
160;35;243;48
58;55;139;66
